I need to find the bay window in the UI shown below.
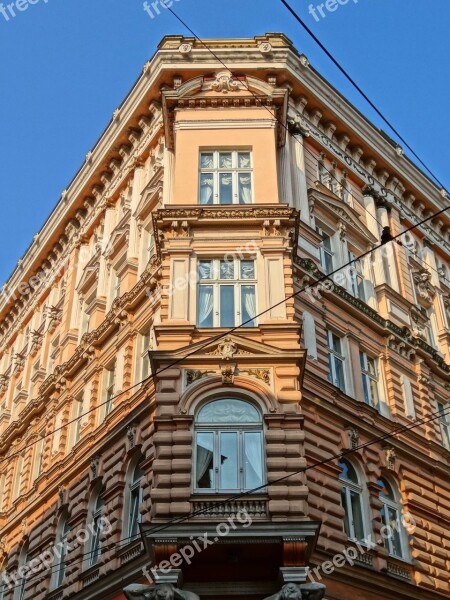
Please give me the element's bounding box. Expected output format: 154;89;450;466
197;259;257;328
194;399;264;493
199;150;253;204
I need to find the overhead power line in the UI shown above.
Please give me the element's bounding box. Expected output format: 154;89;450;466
278;0;447;191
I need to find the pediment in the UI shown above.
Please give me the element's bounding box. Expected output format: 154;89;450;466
162;72;288;149
77;257;100;295
309;183;378;245
149;333;305;370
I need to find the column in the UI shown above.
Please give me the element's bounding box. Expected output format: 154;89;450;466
290;134;310;223
278;138;293;206
127;163;144;262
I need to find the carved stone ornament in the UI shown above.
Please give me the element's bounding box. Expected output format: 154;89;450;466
123;583;199;600
263;582;326;600
348;427;359;450
412;269;435;305
209;337;237;360
0;374;9;395
385;447;396;471
29;330;43;356
185;369;213;386
221;363;236;385
211;71;240;94
90;455;100;480
127;425;137;450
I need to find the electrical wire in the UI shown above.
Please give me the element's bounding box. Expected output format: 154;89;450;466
2;402;450;593
278;0;447;191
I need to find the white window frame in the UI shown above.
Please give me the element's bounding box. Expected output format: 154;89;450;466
140;330;151;381
104;363;116;416
89;491;105;567
360;352;380;410
437;401;450;450
319;233;334;275
378;479;407;560
32;434;45;482
338;459;366;542
348;250;366;301
128;462;144;539
197;258;257;328
194;400;265;494
52;515;70;589
199;150;253;205
327;331;347;393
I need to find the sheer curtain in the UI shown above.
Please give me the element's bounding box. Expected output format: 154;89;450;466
244;432;263;488
242;286;256;325
196;434;214;487
198;286;214;326
239;175;252;204
200;175;214;204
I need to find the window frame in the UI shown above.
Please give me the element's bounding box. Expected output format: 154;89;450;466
88;490;105;567
193;399;265;495
104;362;116;416
360;351;380;410
378;478;407;560
437;401;450;450
127;461;145;539
52;514;70;589
198;150;253;205
197;258;257;328
338;459;366;542
327;331;347;392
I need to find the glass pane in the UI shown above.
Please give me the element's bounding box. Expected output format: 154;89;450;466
359;351;366;369
238;174;252;204
219;152;232;169
335;357;345;391
241;285;256;327
198;260;213;280
198;399;260;423
350;490;364;540
219;173;233;204
369;379;380;408
362;374;371;405
341;488;351;537
338;460;358;484
200;153;214;169
198;286;214;327
331;333;342;353
367;357;377;376
196;433;214;489
220;260;234;280
219;285;235;327
240;260;255;280
200;173;214;204
220;432;238;489
378;478;394;500
387;507;403;557
238;152;251;168
244;432;263;489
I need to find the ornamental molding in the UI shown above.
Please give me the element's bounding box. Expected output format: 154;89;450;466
210;70;240;93
412;268;435;305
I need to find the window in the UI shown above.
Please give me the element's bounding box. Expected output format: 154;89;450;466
13;456;24;500
360;352;380;409
424;308;439;350
15;543;28;600
68;397;83;450
140;330;151;381
338;459;365;542
109;269;121;305
378;479;406;559
437;402;450;450
145;228;155;262
89;489;105;567
348;251;366;301
128;461;145;539
199;151;253;205
401;375;416;419
104;363;116;416
0;474;5;512
32;435;45;481
319;234;334;275
302;311;318;360
47;336;60;374
194;399;264;493
327;331;346;392
197;259;257;328
52;514;70;589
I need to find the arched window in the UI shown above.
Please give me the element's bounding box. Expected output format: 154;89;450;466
194;398;264;493
378;478;406;558
52;513;70;589
127;460;145;539
15;542;28;600
88;487;105;567
338;459;365;541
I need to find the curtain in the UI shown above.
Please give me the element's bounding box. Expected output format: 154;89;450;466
196;434;214;487
242;285;256;325
200;175;213;204
239;175;252;203
244;432;263;488
198;286;214;326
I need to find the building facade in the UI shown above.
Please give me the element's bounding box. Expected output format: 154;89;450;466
0;33;449;600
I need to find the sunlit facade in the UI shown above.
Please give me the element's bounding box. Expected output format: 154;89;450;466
0;34;449;600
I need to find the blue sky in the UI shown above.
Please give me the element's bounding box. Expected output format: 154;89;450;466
0;0;449;286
